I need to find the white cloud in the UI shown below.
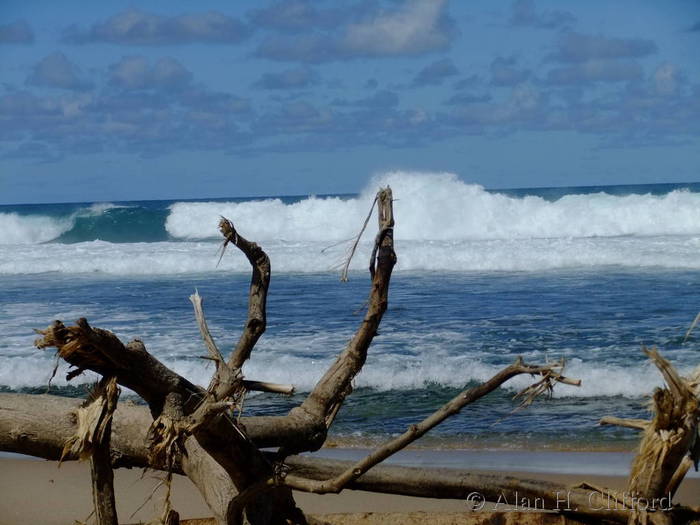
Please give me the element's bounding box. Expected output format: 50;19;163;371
342;0;453;56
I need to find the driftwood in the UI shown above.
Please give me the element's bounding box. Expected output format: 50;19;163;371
59;376;121;525
7;188;401;525
1;186;699;524
599;347;700;525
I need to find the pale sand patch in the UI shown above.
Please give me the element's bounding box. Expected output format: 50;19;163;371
0;457;697;525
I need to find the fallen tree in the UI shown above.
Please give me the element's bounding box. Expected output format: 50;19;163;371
0;187;699;525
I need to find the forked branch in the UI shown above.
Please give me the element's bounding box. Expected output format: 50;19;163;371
192;291;294;398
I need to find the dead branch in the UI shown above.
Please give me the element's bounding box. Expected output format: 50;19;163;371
282;455;628;523
665;456;694;499
283;358;579;495
682;311;700;343
0;189;398;524
242;381;294;395
0;393;309;470
298;188;396;433
218;218;270;371
191;292;243;410
21;192;400;523
627;349;698;498
284;455;700;524
91;377;120;525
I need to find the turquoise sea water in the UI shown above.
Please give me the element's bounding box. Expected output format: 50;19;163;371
2;172;700;450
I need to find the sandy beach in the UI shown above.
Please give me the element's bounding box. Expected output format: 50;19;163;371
1;450;698;525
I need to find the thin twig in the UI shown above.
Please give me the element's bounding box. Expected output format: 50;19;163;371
683;311;700;343
128;477;167;519
340;196;377;282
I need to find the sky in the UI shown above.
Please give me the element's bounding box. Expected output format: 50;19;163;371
1;0;699;204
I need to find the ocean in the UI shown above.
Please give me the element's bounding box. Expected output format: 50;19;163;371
2;171;700;452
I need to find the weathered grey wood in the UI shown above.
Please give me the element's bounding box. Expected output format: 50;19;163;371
10;189;398;524
31;300;300;522
218;218;270;372
0;394;319;466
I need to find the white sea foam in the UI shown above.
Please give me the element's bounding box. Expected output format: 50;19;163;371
0;351;674;399
3;234;700;275
0;298;686;400
4;172;700;274
166;172;700;241
0;213;73;244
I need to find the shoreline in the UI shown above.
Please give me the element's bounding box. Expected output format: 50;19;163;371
2;449;698;524
306;447;700;478
5;446;698;478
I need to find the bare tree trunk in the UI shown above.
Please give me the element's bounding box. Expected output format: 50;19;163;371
284;456;628;524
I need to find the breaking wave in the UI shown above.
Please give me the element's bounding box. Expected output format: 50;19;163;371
166;172;700;242
0;351;678;399
3;172;700;274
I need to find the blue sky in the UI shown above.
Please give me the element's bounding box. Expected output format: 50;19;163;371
1;0;699;204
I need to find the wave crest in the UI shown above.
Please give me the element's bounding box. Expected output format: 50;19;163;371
166;172;700;242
